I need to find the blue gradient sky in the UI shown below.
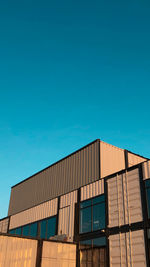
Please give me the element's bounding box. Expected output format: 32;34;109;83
0;0;150;218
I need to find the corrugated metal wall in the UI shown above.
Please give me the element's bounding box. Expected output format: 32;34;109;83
9;198;58;230
58;191;77;241
8;140;99;216
0;235;37;267
41;241;76;267
142;160;150;180
100;141;125;178
0;218;9;233
81;179;104;201
128;152;146;167
109;230;147;267
107;168;143;228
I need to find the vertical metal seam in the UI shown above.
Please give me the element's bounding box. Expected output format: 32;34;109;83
139;165;150;267
99;140;101;180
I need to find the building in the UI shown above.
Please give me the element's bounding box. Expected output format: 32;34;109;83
0;139;150;266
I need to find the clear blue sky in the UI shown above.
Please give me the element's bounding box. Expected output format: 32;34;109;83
0;0;150;218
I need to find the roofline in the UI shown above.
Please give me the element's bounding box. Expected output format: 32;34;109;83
126;149;149;160
11;139;100;189
11;139;149;189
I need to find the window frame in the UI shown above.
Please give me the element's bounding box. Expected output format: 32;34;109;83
79;194;106;234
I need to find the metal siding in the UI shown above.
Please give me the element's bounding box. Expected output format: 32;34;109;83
107;168;143;228
142;160;150;180
109;230;146;267
0;235;37;267
128;152;146;167
81;179;104;201
0;218;9;234
9;140;100;216
41;241;76;267
58;191;77;241
9;198;58;229
100;141;125;178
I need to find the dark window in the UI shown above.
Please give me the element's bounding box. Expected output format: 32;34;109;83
40;220;47;239
47;217;56;239
30;222;37;237
93;237;106;247
9;229;15;235
15;227;22;235
145;180;150;218
80;194;105;234
79;237;106;267
80;206;92;233
22;225;30;236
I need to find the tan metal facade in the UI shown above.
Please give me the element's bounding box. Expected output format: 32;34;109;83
0;234;77;267
107;168;143;228
109;230;147;267
100;141;125;178
0;218;9;234
81;179;104;201
128;152;146;167
58;190;77;241
8;140;100;216
9;198;58;230
41;241;76;267
142;160;150;180
0;235;37;267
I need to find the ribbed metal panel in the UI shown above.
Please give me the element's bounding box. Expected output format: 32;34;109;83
8;140;100;216
58;191;77;241
81;179;104;201
100;141;125;178
107;168;143;228
109;230;146;267
0;218;9;233
142;160;150;180
41;241;76;267
9;198;58;230
0;235;37;267
128;152;146;167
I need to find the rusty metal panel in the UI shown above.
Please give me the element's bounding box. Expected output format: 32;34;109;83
0;235;37;267
41;241;76;267
107;168;143;228
0;218;9;233
142;160;150;180
100;141;125;178
128;152;146;167
109;230;146;267
9;198;58;230
58;191;77;241
81;179;104;201
8;140;100;216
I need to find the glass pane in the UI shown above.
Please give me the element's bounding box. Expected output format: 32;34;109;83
93;203;105;231
80;240;92;249
47;217;56;239
9;229;15;234
15;227;21;235
40;220;47;239
30;222;37;237
145;179;150;188
22;225;30;236
80;199;92;208
93;237;106;247
80;206;92;233
93;194;105;205
146;188;150;218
